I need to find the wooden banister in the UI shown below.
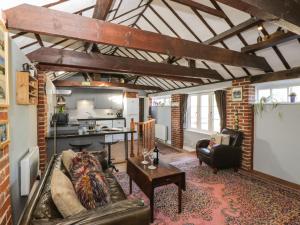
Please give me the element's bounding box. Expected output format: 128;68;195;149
135;119;156;155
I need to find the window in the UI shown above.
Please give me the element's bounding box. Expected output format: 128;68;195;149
272;88;288;103
190;95;198;129
256;85;300;103
188;93;220;133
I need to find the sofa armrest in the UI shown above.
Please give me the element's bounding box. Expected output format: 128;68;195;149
31;199;150;225
196;139;210;149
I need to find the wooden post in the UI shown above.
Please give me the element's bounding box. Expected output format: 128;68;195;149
130;118;135;157
136;122;140;156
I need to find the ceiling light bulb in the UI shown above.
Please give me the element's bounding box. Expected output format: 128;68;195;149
257;25;263;31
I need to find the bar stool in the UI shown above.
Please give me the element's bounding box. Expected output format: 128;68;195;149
69;140;92;152
100;140;119;172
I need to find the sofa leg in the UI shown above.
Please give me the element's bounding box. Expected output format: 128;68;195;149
199;160;202;165
234;167;238;172
213;168;218;174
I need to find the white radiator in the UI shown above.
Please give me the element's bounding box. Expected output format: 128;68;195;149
20;146;40;196
155;124;168;141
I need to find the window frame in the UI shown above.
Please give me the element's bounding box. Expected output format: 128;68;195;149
256;84;300;103
187;92;220;134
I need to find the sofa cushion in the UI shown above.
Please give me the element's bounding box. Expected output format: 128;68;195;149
51;168;86;218
71;152;102;175
61;149;76;173
70;152;111;209
104;172;126;203
72;169;111;209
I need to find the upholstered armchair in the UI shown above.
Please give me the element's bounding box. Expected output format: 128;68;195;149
196;128;243;174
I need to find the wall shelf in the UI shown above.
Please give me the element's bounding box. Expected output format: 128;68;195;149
16;71;38;105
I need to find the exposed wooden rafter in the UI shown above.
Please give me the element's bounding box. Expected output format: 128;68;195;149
84;0;113;52
216;0;300;35
251;67;300;83
241;32;300;53
27;48;222;80
203;17;261;45
4;4;272;71
170;0;227;18
53;80;162;91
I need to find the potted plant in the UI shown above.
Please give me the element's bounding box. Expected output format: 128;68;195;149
254;96;282;118
289;92;297;103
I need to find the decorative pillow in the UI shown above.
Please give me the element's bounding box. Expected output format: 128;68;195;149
50;168;86;218
221;134;230;145
62;149;77;173
71;152;102;174
69;152;110;209
72;170;111;209
211;134;222;145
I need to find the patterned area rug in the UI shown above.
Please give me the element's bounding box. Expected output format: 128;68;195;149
115;159;300;225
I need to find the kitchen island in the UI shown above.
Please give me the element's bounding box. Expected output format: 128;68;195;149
46;128;136;161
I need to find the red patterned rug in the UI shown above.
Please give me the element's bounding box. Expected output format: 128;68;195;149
115;159;300;225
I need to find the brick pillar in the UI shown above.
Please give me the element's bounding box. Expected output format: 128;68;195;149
171;94;184;149
226;78;255;171
0;112;12;225
37;74;48;172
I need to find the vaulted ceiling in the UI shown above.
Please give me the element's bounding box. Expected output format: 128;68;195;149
2;0;300;93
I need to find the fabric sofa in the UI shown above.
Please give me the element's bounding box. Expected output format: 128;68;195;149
19;151;151;225
196;128;243;174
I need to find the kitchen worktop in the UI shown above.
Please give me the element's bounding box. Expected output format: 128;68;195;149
77;117;125;121
46;127;135;139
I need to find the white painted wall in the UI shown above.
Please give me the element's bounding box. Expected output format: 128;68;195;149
8;38;37;224
151;106;171;143
254;104;300;185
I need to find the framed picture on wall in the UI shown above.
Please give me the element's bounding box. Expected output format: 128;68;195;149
0;20;9;107
0;120;9;148
232;87;243;101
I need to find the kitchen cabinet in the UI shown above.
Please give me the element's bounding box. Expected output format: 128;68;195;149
112;119;125;141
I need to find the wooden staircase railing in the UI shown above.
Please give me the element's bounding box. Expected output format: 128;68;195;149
135;119;155;156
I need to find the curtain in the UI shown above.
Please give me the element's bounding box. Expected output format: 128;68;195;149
215;90;226;131
181;94;188;129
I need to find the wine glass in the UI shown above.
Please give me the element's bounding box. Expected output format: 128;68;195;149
141;149;149;165
148;152;156;170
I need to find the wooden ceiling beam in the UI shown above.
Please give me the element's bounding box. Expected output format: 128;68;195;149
53;80;162;91
216;0;300;35
170;0;227;18
204;17;261;45
251;67;300;83
4;4;272;71
38;62;205;84
27;47;221;80
242;32;300;53
84;0;113;52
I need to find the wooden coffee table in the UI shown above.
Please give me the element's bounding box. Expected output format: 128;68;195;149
127;157;186;222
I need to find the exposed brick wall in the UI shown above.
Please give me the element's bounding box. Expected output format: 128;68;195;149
171;94;184;149
226;78;255;171
37;74;48;172
0;111;12;225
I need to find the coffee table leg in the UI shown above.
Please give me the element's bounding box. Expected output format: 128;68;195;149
129;177;132;194
150;189;154;222
178;183;182;213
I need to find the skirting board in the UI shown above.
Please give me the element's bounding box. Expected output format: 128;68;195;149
240;169;300;193
183;145;196;152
